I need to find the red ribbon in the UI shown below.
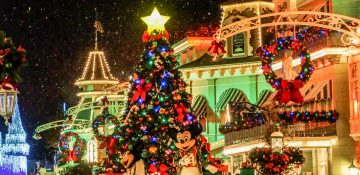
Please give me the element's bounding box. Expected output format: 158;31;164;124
207;40;226;57
0;77;17;90
174;103;188;123
275;80;304;104
142;31;169;43
66;150;77;162
148;164;169;175
131;79;152;103
107;137;116;155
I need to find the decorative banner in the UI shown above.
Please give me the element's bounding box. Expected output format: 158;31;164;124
248;147;305;175
58;132;85;165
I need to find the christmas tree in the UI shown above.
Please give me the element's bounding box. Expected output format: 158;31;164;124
1;100;29;175
111;8;216;174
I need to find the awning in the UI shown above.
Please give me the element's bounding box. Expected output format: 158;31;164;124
304;79;332;101
192;95;208;117
215;88;248;111
256;90;273;107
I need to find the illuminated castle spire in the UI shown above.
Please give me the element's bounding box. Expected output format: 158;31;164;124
1;100;29;175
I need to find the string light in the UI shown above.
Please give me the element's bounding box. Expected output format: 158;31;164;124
76;51;118;82
98;53;109;79
0;101;29;174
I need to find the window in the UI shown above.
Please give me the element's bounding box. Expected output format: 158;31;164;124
232;33;245;55
87;141;97;163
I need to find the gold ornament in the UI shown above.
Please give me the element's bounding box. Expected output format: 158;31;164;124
148;145;158;154
173;94;181;101
159;108;166;114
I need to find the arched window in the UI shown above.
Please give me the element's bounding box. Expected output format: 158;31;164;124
87;140;97;163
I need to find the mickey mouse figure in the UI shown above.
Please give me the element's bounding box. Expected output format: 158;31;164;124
173;123;218;175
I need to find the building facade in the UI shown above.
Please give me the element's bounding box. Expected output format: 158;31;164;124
174;0;360;174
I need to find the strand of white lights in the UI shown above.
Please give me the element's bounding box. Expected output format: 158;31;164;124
75;80;119;86
101;53;117;80
98;53;109;79
91;52;96;80
78;52;93;81
221;1;274;10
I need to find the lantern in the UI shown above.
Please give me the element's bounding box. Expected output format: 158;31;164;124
349;160;358;175
0;87;18;125
271;131;284;153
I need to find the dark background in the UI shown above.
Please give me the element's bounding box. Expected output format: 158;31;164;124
0;0;224;163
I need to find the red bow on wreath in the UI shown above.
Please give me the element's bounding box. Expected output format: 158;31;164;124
275;80;304;104
131;79;152;103
0;77;17;90
174;103;188;123
148;164;169;175
66;150;77;162
142;31;169;43
207;40;226;57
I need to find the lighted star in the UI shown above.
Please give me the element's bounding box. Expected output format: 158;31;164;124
141;7;170;33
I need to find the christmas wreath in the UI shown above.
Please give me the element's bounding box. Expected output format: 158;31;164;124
92;112;120;141
0;31;27;88
258;36;314;104
92;112;120;158
58;132;86;164
278;110;339;125
248;147;305;174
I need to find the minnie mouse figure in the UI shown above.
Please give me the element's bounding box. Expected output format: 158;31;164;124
120;143;145;175
172;123;219;175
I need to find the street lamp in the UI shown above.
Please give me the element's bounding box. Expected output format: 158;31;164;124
271;131;284;153
0;87;18;125
349;160;358;175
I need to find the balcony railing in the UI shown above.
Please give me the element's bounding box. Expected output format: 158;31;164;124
224;122;336;146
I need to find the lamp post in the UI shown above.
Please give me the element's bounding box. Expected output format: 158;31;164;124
349;160;358;175
271;131;284;153
0;86;18;125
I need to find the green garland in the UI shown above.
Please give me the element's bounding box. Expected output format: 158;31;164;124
248;147;305;175
278;110;339;125
58;132;86;165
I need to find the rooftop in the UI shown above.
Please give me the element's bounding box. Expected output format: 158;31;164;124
76;50;118;85
180;53;261;69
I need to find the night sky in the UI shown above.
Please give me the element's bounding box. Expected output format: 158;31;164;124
0;0;224;161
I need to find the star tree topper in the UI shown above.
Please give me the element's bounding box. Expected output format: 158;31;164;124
141;7;170;33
